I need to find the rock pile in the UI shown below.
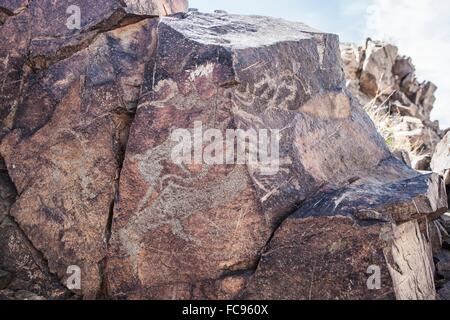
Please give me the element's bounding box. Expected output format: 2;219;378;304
0;1;448;300
341;39;450;300
341;40;447;171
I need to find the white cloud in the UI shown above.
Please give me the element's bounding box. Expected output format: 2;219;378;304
365;0;450;128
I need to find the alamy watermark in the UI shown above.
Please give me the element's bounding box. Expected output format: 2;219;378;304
170;121;281;176
66;265;81;290
66;5;81;30
366;265;381;290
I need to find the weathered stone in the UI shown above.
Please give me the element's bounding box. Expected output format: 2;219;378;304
0;161;68;298
391;116;441;171
359;41;398;97
0;0;188;138
441;213;450;231
393;56;415;81
392;149;412;167
432;132;450;207
104;12;447;300
242;167;444;300
0;217;70;298
0;0;29;15
0;10;31;138
430;220;444;254
2;4;447;301
443;240;450;251
107;12;371;298
1;18;158;298
27;0;187;70
242;217;436;300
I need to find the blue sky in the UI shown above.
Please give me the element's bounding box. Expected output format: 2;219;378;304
190;0;450;128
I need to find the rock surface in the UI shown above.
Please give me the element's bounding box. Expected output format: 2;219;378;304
341;40;445;171
0;0;186;299
0;0;188;137
105;12;447;299
1;18;160;298
0;159;68;298
0;3;448;300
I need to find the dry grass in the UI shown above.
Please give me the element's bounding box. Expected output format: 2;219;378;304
363;89;396;148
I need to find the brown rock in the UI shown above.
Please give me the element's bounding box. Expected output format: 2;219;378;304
0;0;188;137
0;162;67;298
436;252;450;279
359;41;398;97
106;12;446;300
1;18;158;298
431;132;450;205
242;171;445;300
27;0;187;70
393;56;415;81
391;116;441;171
0;10;31;138
1;6;447;301
430;220;444;254
0;270;12;290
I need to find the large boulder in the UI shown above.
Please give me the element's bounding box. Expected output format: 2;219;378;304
0;16;159;299
0;159;68;298
0;4;447;300
0;0;188;136
105;12;447;299
0;0;187;299
242;169;446;300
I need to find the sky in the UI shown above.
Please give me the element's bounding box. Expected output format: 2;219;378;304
190;0;450;128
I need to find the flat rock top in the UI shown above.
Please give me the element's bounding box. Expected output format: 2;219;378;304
161;11;323;49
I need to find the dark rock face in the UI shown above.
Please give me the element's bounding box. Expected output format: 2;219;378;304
0;4;448;300
106;13;447;299
0;0;188;136
0;160;68;298
27;0;187;70
242;169;445;300
1;18;159;298
0;0;186;299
